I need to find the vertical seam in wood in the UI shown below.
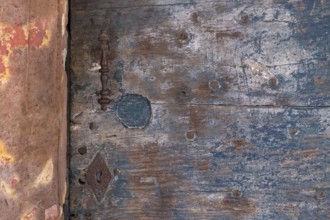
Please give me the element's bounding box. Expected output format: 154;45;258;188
25;0;31;113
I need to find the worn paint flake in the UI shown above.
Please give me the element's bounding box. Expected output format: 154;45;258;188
21;207;37;220
34;158;54;186
0;140;14;165
0;181;15;196
45;204;59;220
0;20;51;85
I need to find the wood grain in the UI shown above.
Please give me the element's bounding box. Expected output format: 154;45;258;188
69;0;330;219
70;1;330;106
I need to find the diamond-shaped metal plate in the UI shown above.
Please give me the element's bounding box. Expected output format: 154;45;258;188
86;152;112;202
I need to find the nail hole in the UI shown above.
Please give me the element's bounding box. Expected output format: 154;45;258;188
149;76;156;81
233;189;242;197
241;15;249;24
96;170;102;184
176;86;192;102
191;12;198;23
160;188;169;197
78;178;86;185
89;122;97;130
78;146;87;155
319;191;326;199
269;77;278;89
177;31;190;46
179;32;188;41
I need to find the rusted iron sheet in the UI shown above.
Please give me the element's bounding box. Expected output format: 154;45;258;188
70;0;330;219
86;152;112;202
0;0;68;219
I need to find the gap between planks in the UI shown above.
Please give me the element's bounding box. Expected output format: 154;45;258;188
71;101;330;109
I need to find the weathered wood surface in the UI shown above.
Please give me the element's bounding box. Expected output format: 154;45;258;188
71;0;330;106
70;104;330;219
70;0;330;219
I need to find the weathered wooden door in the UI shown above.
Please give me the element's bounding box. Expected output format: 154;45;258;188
69;1;330;219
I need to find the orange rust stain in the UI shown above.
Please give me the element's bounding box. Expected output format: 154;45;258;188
302;149;317;155
188;106;208;134
278;159;299;167
203;190;257;217
291;148;318;157
292;2;306;11
220;194;257;217
218;167;232;174
233;139;253;153
313;76;326;86
195;81;214;99
216;31;244;40
276;202;299;218
194;160;211;172
124;142;181;219
135;36;169;54
0;20;51;85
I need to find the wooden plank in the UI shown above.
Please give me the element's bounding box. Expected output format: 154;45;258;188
0;0;68;219
71;0;247;10
70;1;330;106
69;0;330;219
69;104;330;219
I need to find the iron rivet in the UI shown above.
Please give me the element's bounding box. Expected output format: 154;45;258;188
289;126;299;136
209;80;221;90
186;130;196;141
78;146;87;155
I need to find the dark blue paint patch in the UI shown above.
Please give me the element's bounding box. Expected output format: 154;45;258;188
107;151;133;203
116;94;151;129
211;151;227;159
111;178;131;200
